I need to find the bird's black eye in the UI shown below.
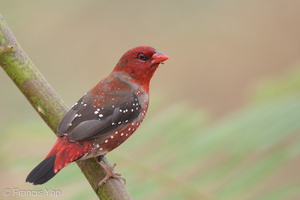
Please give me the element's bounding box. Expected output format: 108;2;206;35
137;53;147;61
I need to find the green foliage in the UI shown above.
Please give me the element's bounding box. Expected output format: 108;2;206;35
112;66;300;200
2;66;300;200
252;66;300;104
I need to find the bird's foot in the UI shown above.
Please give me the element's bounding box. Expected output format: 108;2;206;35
98;161;126;187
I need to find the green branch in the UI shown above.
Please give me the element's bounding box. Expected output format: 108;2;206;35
0;15;132;200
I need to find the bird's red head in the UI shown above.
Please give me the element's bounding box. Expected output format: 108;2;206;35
113;46;169;90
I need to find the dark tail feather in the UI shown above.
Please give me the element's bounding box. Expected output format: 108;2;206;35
26;155;58;185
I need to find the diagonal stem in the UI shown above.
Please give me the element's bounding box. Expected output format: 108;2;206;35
0;14;132;200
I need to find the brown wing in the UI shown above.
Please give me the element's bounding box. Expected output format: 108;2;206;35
57;79;141;142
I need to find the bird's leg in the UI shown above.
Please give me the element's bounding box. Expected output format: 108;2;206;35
96;159;126;187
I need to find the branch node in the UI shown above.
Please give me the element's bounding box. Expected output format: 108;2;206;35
0;45;14;56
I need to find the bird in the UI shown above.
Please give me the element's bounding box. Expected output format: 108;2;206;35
26;46;169;186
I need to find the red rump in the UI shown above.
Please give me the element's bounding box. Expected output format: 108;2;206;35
45;136;92;173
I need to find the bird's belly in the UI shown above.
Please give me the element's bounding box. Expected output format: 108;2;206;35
80;115;145;160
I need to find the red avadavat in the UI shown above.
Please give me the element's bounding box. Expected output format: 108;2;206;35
26;46;169;186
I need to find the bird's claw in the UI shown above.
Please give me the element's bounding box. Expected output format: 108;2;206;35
98;162;126;187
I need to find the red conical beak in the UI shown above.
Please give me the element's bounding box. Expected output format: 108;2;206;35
151;51;169;64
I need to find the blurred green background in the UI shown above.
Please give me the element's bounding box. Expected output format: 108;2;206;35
1;0;300;199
